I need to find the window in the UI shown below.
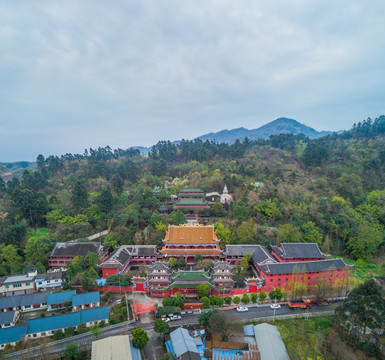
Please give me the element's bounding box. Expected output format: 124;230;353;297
26;283;30;286
13;284;22;288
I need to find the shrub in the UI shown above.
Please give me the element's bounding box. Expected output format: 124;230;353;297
77;323;86;334
233;296;240;304
259;291;267;302
209;295;217;306
40;312;46;318
225;296;232;305
64;327;75;337
53;330;64;340
251;293;258;304
241;294;250;304
216;296;224;307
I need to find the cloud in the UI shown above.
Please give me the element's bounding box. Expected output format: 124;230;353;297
0;0;384;161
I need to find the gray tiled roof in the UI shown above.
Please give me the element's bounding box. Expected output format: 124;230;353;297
0;311;16;325
224;245;262;256
49;242;101;257
271;243;327;259
36;272;62;281
259;259;349;275
0;292;49;310
170;328;199;358
254;323;289;360
251;246;277;265
2;274;35;285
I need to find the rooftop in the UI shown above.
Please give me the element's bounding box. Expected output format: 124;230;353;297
0;311;17;325
91;335;132;360
47;290;76;305
72;291;100;306
164;225;219;244
170;328;200;358
0;292;49;311
49;242;102;258
271;243;328;259
260;258;349;275
251;246;277;265
224;245;262;257
2;274;35;285
0;325;27;345
254;323;289;360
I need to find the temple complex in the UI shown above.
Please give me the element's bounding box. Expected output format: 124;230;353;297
210;261;235;294
160;224;222;265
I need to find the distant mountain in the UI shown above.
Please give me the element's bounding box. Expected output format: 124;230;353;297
196;117;334;144
0;161;36;181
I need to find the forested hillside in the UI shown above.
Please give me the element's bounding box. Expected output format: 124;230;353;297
0;116;385;276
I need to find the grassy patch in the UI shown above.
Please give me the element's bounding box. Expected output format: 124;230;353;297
27;227;50;239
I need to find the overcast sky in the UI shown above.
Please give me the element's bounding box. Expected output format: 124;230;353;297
1;1;384;161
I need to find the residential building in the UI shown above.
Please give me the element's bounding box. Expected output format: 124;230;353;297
35;271;63;291
25;307;109;339
48;242;109;268
0;271;36;297
166;327;202;360
0;293;49;313
160;224;222;265
72;291;100;311
47;290;76;311
0;311;19;328
0;325;27;350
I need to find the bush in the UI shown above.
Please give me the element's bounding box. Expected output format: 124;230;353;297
40;312;46;318
225;296;232;305
64;327;75;337
216;296;224;307
251;293;258;304
53;330;64;340
259;291;267;302
77;323;86;334
241;294;250;304
233;296;240;304
209;295;217;306
157;306;181;317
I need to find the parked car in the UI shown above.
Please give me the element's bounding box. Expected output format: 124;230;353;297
162;317;170;323
236;306;248;312
170;315;182;321
270;304;281;309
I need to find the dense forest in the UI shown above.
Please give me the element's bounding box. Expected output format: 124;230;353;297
1;115;385;276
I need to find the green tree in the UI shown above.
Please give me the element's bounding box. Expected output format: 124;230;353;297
64;327;75;337
131;328;149;350
216;296;224;307
277;223;302;243
233;296;240;304
111;174;124;195
201;296;210;309
154;318;170;335
96;187;114;214
65;343;79;360
168;257;177;268
197;283;210;298
162;297;173;307
237;219;258;243
259;291;267;302
269;289;276;300
336;279;385;349
71;180;89;213
274;288;283;301
171;210;186;225
0;245;22;274
214;222;232;245
91;325;101;339
173;296;184;308
232;201;249;222
347;224;383;260
225;296;232;305
301;221;323;245
53;330;64;340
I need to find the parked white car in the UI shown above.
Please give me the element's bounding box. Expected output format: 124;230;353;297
162;317;170;322
170;315;182;321
270;304;281;309
236;306;248;312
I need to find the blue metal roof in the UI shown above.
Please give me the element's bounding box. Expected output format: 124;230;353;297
47;290;76;305
0;325;27;345
79;307;109;323
170;328;199;357
72;291;100;306
26;312;80;334
243;325;255;336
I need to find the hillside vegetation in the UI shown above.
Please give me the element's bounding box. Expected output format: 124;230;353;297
0;116;385;276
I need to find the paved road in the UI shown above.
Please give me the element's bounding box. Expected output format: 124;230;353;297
4;303;340;359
